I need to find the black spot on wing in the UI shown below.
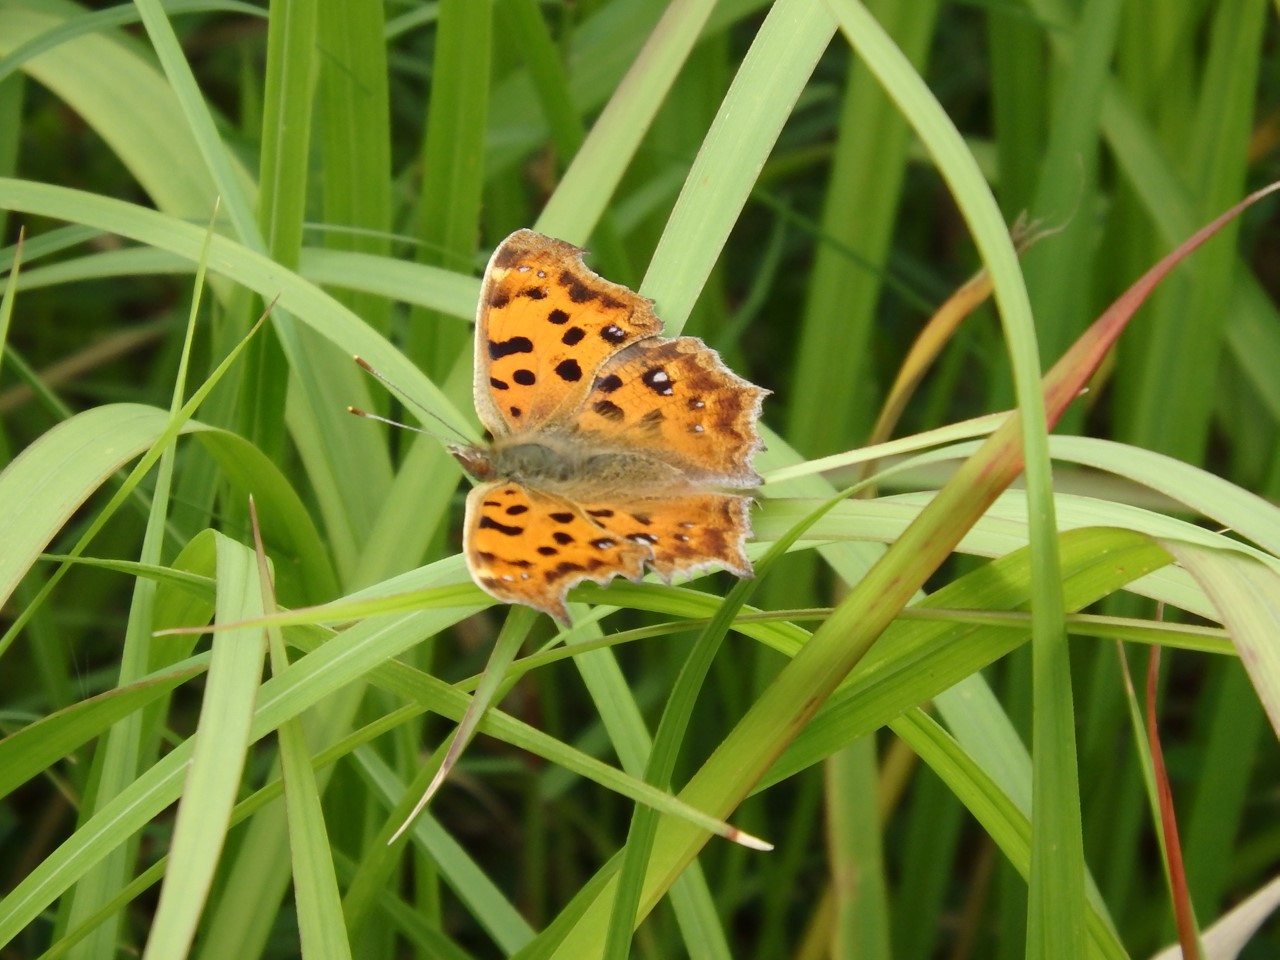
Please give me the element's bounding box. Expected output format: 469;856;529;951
545;560;587;583
489;336;534;360
592;400;625;421
547;308;570;325
550;512;575;523
642;367;674;395
493;245;523;269
600;325;627;344
562;327;585;346
594;373;623;393
561;271;596;303
513;369;536;385
552;532;575;545
555;359;582;382
479;516;522;536
490;377;509;391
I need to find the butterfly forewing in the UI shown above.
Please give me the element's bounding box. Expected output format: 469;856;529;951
474;231;663;438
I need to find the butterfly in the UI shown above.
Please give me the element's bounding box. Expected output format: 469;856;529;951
450;230;768;625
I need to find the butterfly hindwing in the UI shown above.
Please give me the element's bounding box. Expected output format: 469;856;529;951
573;492;754;582
572;336;768;487
462;481;651;625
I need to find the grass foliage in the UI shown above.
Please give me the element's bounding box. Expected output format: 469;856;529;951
2;0;1280;957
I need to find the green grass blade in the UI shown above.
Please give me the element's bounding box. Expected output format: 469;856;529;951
2;0;239;221
642;0;837;333
254;513;353;960
315;0;393;338
141;535;266;958
1020;0;1123;382
62;211;216;957
538;0;722;241
0;662;204;801
1165;544;1280;745
786;0;938;457
1119;0;1267;463
823;2;1080;953
130;0;259;240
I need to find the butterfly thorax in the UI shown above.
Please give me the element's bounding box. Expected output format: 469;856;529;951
450;433;686;498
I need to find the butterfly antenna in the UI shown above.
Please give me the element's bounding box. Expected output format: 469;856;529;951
351;354;470;443
347;405;450;441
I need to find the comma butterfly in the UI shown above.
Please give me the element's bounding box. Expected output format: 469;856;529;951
451;230;768;625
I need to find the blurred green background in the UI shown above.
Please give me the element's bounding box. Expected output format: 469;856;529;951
1;1;1278;958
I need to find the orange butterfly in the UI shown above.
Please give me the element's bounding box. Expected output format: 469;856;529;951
451;230;768;624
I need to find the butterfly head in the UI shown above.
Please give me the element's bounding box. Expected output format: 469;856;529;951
449;444;495;482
